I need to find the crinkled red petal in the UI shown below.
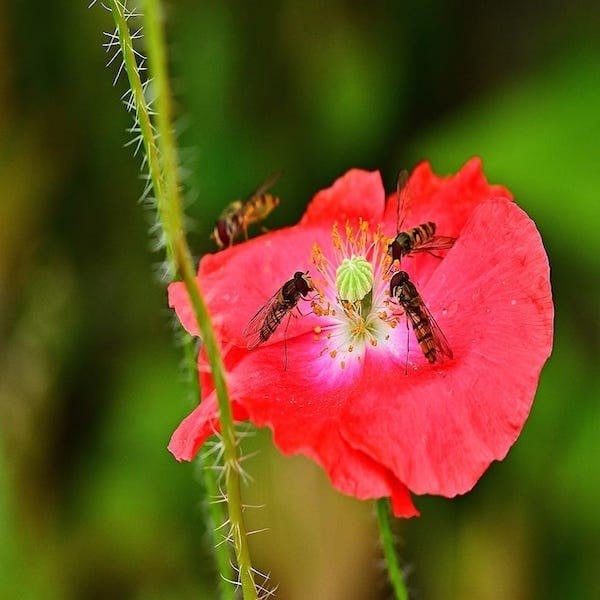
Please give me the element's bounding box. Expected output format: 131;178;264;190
342;197;553;496
301;169;385;227
168;280;200;336
197;344;249;400
190;335;418;517
168;224;329;346
168;394;249;461
382;157;512;237
381;157;514;286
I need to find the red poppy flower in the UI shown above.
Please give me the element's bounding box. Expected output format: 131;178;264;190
167;158;553;517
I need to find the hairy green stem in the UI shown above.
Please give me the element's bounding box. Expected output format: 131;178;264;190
184;336;235;600
108;1;257;597
376;499;409;600
108;0;170;259
196;454;236;600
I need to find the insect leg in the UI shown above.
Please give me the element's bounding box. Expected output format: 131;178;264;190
404;315;410;376
385;258;402;276
295;305;317;317
283;312;292;371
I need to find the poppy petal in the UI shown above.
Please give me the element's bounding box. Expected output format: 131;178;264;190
211;335;419;516
301;169;385;226
342;197;553;496
382;157;512;238
168;224;330;347
168;394;250;461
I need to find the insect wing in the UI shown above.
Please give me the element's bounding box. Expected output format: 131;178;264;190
395;169;410;232
242;289;286;350
247;169;283;201
410;235;456;254
405;299;453;362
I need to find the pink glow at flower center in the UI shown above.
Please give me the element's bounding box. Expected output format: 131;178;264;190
309;220;398;372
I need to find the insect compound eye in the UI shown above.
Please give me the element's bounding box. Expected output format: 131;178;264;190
388;239;407;262
389;271;409;296
295;272;313;296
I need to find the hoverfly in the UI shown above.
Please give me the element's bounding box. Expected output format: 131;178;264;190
212;171;282;249
387;170;456;264
243;271;314;351
390;270;453;364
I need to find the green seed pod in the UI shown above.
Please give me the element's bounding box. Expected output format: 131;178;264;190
335;255;373;303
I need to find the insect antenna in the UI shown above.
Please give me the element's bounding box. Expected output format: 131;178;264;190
395;169;410;233
253;169;283;198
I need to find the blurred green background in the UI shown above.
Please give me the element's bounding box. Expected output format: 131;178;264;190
1;1;598;598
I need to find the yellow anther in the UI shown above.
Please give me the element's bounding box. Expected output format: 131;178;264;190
311;243;328;270
332;223;342;250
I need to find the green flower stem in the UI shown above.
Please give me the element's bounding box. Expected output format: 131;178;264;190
197;454;236;600
376;499;409;600
108;2;257;598
142;0;185;264
108;0;169;259
183;336;235;600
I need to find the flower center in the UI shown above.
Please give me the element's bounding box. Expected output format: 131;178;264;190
310;220;395;371
336;255;373;303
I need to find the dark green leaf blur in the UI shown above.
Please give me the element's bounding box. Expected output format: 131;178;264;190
0;1;598;598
